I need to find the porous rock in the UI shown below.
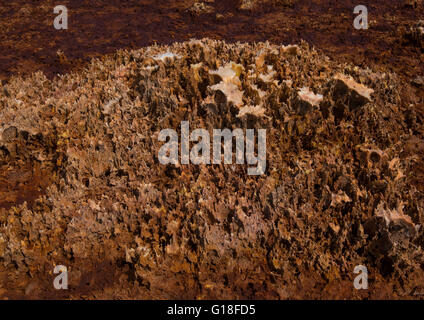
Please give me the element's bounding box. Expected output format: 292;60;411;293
0;39;423;299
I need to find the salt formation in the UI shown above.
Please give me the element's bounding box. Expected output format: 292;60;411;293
208;62;245;107
334;73;374;103
298;87;323;107
237;104;267;118
0;39;423;299
152;51;181;62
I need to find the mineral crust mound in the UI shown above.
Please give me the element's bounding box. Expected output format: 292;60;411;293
0;39;423;299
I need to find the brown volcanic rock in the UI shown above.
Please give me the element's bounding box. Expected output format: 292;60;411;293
0;39;423;299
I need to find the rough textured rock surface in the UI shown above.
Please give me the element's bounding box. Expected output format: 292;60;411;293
0;39;423;299
406;20;424;50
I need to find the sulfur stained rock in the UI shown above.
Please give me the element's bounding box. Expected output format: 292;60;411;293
0;39;423;300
